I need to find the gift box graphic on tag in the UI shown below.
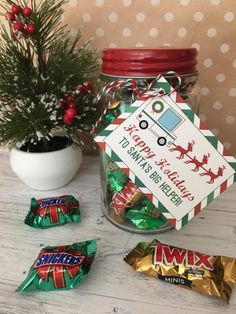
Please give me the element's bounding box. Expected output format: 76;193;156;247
95;76;236;230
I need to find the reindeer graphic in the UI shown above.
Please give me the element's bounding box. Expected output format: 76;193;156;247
185;153;211;172
169;140;195;159
200;166;226;184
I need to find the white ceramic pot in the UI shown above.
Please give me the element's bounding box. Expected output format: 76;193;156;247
10;142;82;190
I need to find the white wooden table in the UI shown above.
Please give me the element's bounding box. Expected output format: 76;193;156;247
0;149;236;314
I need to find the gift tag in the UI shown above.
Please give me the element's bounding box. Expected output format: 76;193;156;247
95;76;236;230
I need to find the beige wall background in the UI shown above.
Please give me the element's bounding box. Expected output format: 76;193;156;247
63;0;236;156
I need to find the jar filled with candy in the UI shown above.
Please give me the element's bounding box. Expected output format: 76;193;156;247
97;48;200;234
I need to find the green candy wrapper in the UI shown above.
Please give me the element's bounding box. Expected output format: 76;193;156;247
108;169;128;192
105;157;128;192
104;102;127;124
25;195;80;229
125;197;170;230
16;240;97;292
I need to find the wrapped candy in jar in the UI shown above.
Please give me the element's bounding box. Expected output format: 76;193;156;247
98;48;200;234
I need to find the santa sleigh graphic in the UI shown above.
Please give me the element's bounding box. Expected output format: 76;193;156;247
137;99;184;147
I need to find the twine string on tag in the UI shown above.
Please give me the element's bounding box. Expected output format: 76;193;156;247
91;72;182;135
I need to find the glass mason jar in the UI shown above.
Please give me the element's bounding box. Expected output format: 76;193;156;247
99;48;200;234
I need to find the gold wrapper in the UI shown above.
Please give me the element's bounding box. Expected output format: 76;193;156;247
107;160;119;172
124;239;236;303
109;181;143;223
108;100;122;110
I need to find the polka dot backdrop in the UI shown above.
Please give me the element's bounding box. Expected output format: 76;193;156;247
64;0;236;155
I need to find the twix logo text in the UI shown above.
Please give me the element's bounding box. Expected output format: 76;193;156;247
152;242;214;270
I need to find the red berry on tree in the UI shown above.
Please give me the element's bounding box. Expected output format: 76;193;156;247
13;22;25;32
11;4;22;15
83;81;93;92
76;84;85;93
6;12;16;22
77;81;93;93
65;108;77;119
22;7;32;17
63;114;73;125
66;94;73;102
26;24;36;35
59;100;66;108
69;101;76;108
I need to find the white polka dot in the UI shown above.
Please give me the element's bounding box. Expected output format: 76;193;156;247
177;27;187;38
225;115;235;124
232;59;236;68
69;0;78;7
82;13;91;23
123;0;132;6
210;0;221;5
70;28;78;37
96;28;104;37
229;88;236;96
203;58;213;68
194;11;204;22
149;27;159;37
95;0;104;7
136;12;146;22
200;87;209;96
180;0;190;5
164;12;174;22
212;101;222;110
136;43;144;47
199;114;207;122
150;0;160;6
224;11;234;22
216;73;225;82
220;43;230;53
207;28;217;38
211;128;219;136
109;13;118;22
224;142;231;150
122;28;131;37
109;43;118;48
191;43;200;51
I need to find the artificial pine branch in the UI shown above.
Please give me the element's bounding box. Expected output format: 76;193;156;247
0;0;99;151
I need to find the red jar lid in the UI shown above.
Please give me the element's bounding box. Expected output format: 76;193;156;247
101;48;198;77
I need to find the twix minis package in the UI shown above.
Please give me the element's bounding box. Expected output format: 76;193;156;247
124;239;236;303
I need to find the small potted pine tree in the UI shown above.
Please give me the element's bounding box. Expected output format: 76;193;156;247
0;0;99;190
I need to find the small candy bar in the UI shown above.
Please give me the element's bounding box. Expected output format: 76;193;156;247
106;159;128;192
16;240;96;292
109;181;143;223
25;195;80;229
125;197;170;230
124;239;236;303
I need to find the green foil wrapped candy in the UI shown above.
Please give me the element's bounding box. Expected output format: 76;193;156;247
105;157;128;192
25;195;80;229
107;169;128;192
125;197;170;230
103;102;127;124
16;240;97;292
